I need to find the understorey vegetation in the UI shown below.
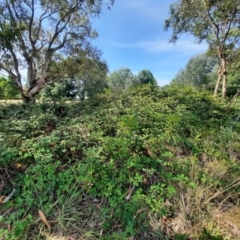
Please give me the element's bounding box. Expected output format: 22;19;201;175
0;85;240;239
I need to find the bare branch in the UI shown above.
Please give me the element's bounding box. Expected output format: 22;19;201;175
48;1;83;50
223;8;238;43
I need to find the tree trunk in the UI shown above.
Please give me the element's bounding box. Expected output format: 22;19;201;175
215;46;227;98
27;78;45;102
15;80;32;103
23;55;50;103
19;88;35;103
221;59;227;98
19;79;45;103
227;88;240;106
214;66;222;97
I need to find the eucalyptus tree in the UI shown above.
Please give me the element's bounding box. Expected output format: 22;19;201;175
0;0;113;102
40;79;76;102
68;56;108;100
107;68;157;93
137;69;157;86
107;68;138;93
77;59;108;99
171;53;218;88
43;49;109;100
165;0;240;98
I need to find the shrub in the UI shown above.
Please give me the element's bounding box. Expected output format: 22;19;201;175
0;86;240;239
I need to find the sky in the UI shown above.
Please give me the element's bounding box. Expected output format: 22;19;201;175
91;0;208;86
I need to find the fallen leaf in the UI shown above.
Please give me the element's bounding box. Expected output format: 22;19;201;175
126;186;135;201
38;210;51;230
3;188;15;203
0;196;6;204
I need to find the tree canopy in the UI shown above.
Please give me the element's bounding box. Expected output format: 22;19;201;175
137;69;157;86
0;0;113;102
41;53;108;101
171;53;218;88
107;68;157;93
171;51;240;97
165;0;240;98
0;76;19;99
107;68;138;93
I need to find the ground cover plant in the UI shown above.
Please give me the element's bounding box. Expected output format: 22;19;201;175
0;85;240;239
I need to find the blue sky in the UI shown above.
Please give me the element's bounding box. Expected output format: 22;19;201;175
92;0;208;86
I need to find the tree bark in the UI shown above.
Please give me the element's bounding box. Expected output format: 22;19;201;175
214;66;223;97
221;59;227;98
214;46;227;98
227;88;240;106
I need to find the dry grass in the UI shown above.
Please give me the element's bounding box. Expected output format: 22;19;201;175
0;99;23;104
149;156;240;240
211;207;240;239
0;99;76;104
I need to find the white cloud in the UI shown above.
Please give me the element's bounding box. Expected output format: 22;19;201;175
108;38;208;55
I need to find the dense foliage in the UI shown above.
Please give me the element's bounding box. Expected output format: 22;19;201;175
0;0;114;102
107;68;157;93
165;0;240;98
0;86;240;239
107;68;137;93
40;79;77;102
171;53;218;89
40;57;108;101
0;76;19;100
171;52;240;98
137;69;157;86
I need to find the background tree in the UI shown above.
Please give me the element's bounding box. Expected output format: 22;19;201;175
107;68;157;93
41;53;108;101
225;47;240;97
73;58;108;100
0;0;113;102
137;69;157;86
107;68;138;93
165;0;240;98
0;76;19;99
226;62;240;97
40;79;76;102
171;53;218;89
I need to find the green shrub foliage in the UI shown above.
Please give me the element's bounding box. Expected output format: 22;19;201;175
0;85;240;239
